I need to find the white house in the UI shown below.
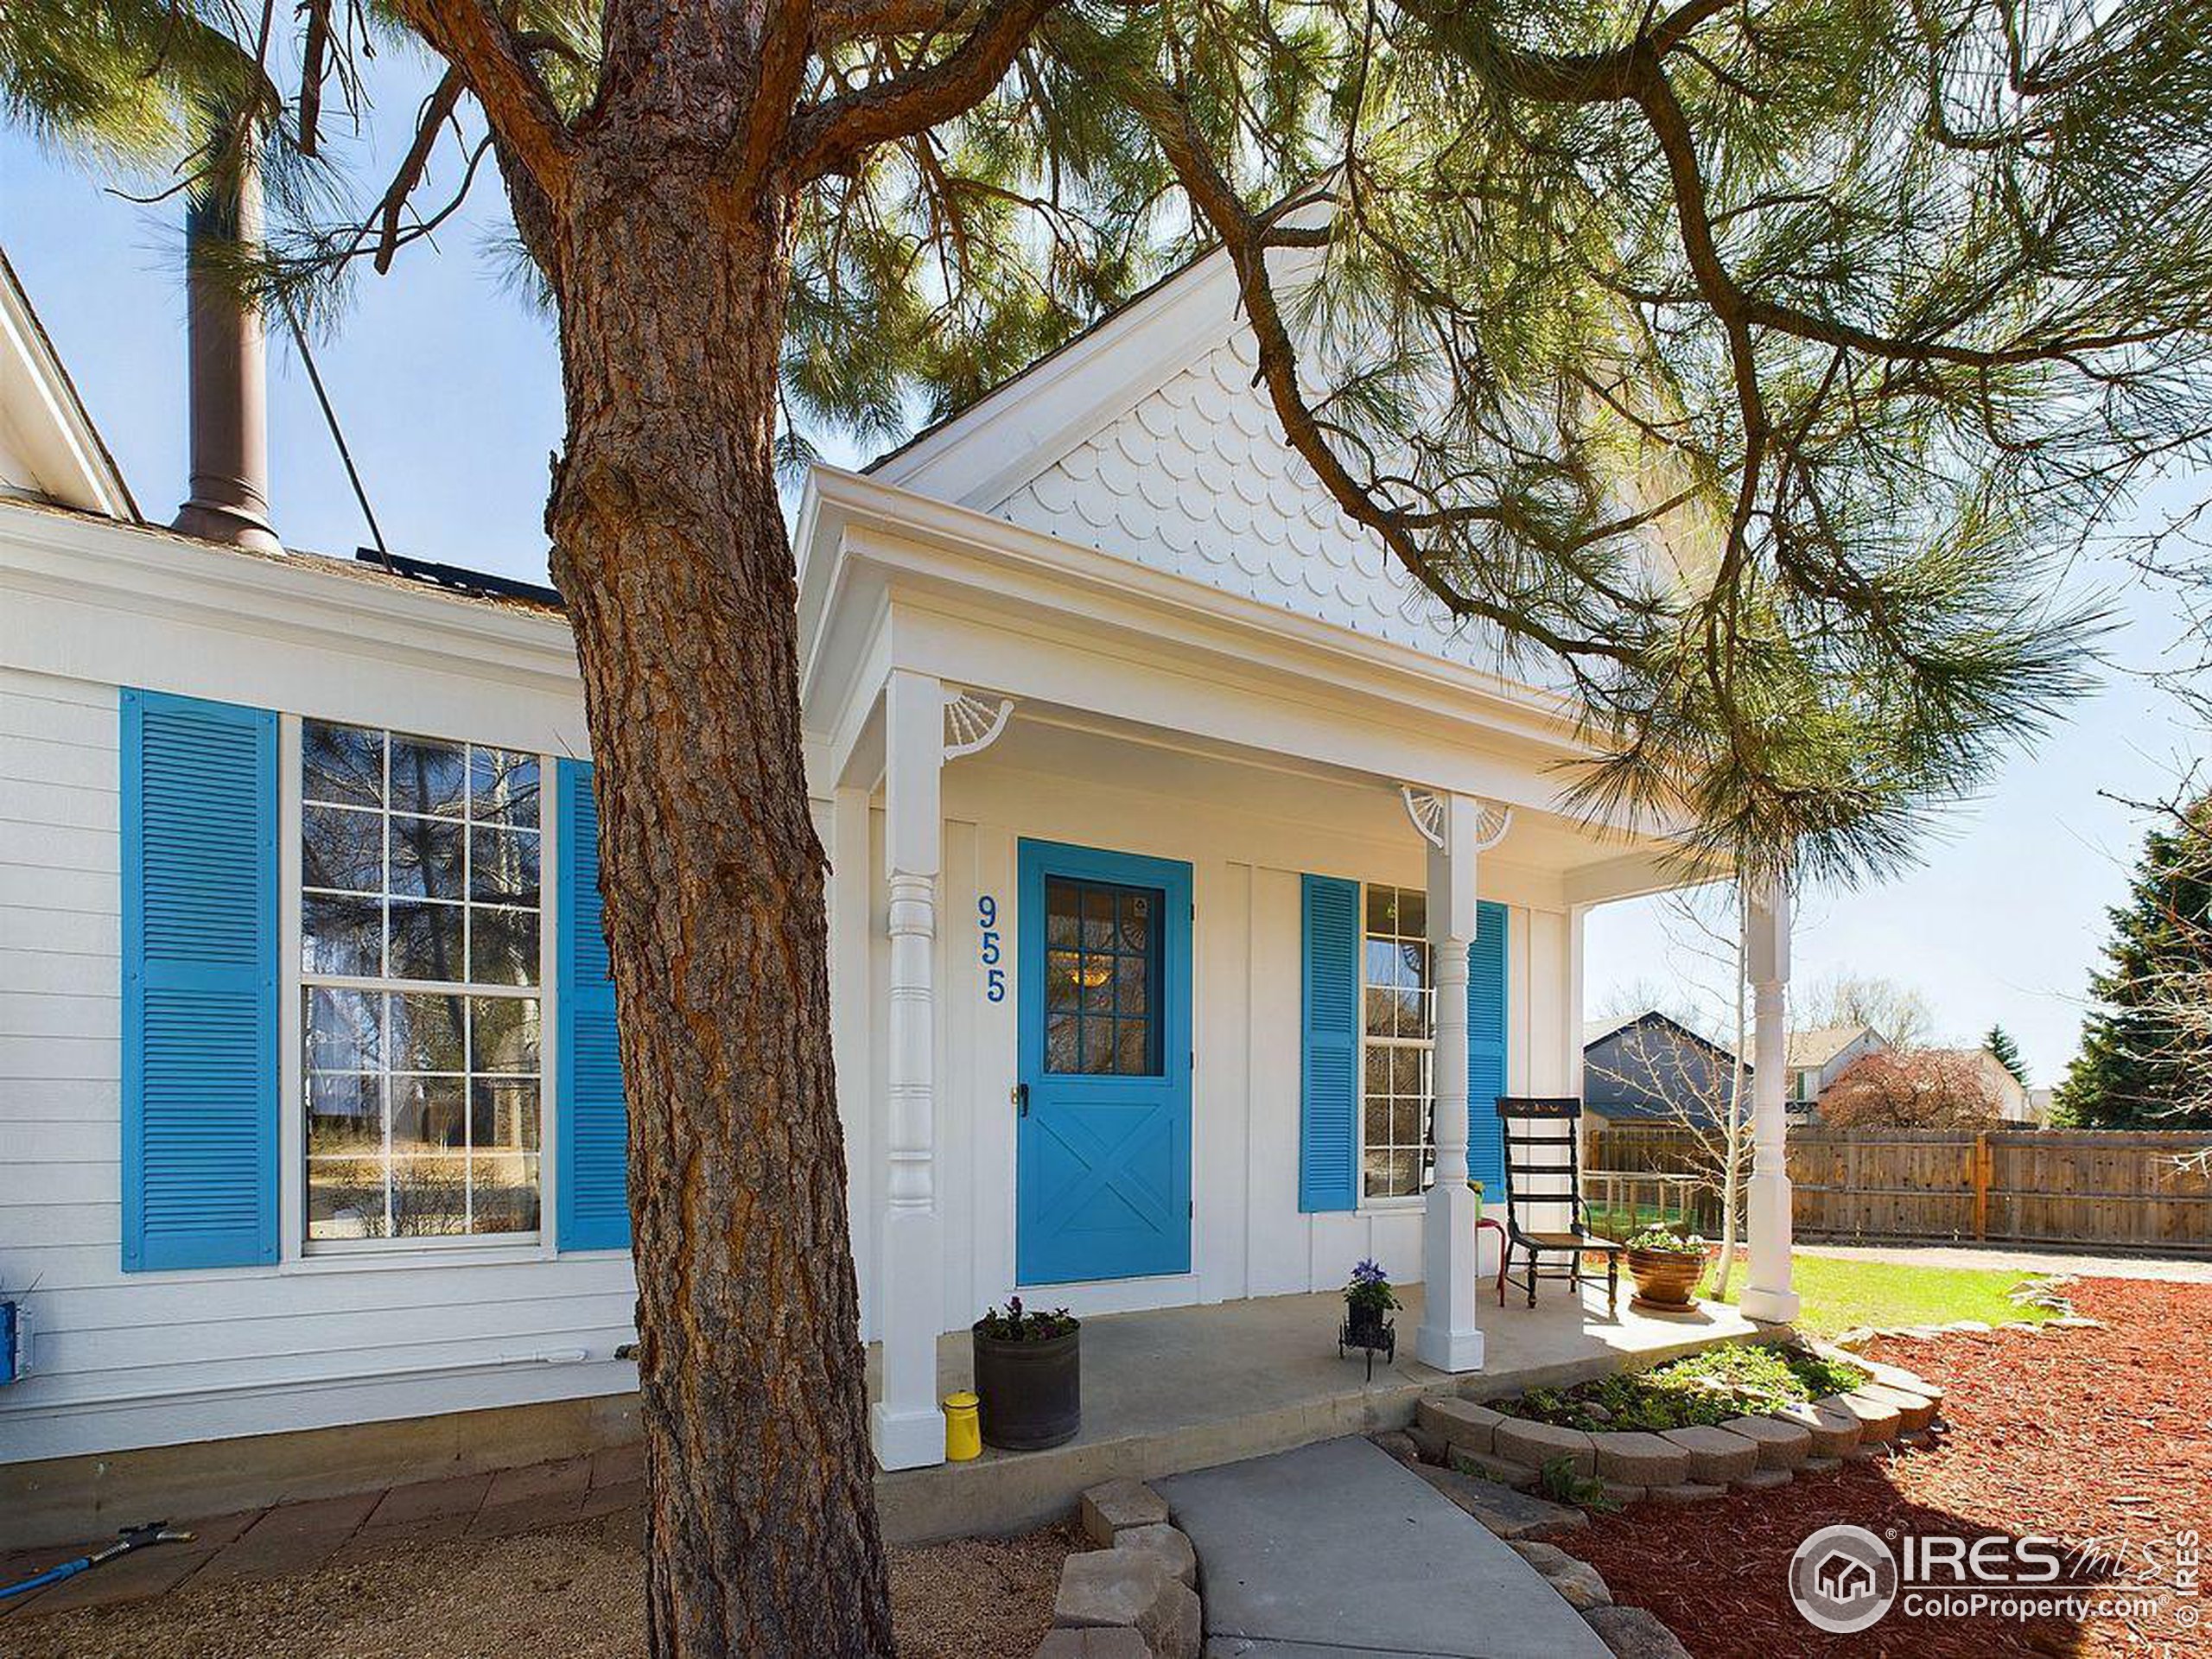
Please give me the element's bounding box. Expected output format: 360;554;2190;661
0;233;1803;1498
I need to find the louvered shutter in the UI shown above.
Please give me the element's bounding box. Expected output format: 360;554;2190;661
1466;899;1510;1198
1299;874;1360;1212
556;759;630;1250
120;689;278;1271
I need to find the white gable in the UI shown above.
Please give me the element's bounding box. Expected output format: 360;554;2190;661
990;330;1500;664
871;247;1508;671
0;248;136;520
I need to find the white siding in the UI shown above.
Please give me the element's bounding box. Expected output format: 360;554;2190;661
0;664;641;1464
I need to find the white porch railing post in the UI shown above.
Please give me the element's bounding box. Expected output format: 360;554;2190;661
1740;875;1801;1323
874;667;946;1469
1418;791;1485;1372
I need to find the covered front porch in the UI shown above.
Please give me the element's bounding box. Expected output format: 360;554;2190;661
869;1281;1767;1544
798;465;1806;1477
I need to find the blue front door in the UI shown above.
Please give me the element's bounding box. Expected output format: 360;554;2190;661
1016;839;1192;1286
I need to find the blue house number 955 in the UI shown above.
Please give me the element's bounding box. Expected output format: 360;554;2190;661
978;895;1006;1001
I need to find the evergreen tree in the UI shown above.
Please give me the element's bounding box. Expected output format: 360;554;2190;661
10;0;2212;1649
1986;1024;2028;1087
2056;793;2212;1128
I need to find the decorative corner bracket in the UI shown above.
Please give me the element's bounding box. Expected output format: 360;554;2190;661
1401;785;1513;852
1400;785;1446;850
943;685;1014;761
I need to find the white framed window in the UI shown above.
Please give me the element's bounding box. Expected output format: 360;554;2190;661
1361;882;1434;1201
298;719;546;1248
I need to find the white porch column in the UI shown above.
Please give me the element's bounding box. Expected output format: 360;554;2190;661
1739;876;1801;1323
874;668;946;1469
1418;791;1485;1372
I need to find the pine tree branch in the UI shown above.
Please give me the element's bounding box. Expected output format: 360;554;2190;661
781;0;1058;182
388;0;575;197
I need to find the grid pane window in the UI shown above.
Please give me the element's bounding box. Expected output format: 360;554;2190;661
1362;883;1434;1199
1043;876;1160;1076
301;720;543;1243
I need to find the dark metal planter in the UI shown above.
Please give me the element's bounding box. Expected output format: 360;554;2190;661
1338;1303;1396;1380
972;1322;1081;1450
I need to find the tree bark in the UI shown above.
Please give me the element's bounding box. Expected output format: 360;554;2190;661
529;137;894;1656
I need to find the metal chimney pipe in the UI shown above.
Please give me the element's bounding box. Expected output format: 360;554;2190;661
173;151;281;555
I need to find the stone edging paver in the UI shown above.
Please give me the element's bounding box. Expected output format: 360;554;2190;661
1036;1478;1201;1658
1410;1349;1949;1506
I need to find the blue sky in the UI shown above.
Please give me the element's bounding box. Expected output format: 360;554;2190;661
4;119;2202;1089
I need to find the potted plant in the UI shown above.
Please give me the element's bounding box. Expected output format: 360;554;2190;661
1622;1228;1710;1310
971;1297;1080;1450
1338;1258;1400;1376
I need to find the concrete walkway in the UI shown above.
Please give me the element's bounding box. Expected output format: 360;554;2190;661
1158;1438;1608;1658
1798;1243;2212;1282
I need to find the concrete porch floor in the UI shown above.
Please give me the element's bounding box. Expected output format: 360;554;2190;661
872;1282;1764;1544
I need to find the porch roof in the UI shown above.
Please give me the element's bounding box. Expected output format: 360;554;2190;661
795;465;1716;904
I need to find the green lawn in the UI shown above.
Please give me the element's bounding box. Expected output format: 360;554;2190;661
1707;1252;2062;1338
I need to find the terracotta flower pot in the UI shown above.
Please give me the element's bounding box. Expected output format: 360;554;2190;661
1625;1247;1707;1310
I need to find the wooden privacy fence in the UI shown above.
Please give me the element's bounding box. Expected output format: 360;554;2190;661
1585;1125;2212;1255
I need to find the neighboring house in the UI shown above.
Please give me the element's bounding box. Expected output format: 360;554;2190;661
0;232;1796;1492
1918;1046;2038;1123
1580;1010;1748;1128
1785;1023;1890;1116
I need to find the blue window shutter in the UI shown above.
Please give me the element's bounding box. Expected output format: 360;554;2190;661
120;689;278;1272
1299;874;1360;1212
1466;899;1510;1199
556;759;630;1250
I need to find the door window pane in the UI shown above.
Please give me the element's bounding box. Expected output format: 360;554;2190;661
1040;875;1161;1076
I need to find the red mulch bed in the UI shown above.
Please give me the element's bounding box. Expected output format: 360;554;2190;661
1555;1279;2211;1658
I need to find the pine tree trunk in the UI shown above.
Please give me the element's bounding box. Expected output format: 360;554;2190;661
536;149;894;1657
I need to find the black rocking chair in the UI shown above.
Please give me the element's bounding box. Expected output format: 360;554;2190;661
1495;1096;1621;1316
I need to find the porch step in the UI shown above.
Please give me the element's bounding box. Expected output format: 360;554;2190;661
1157;1438;1609;1657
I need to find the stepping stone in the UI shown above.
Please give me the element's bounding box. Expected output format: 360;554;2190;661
1591;1431;1689;1487
1769;1401;1861;1459
1496;1417;1597;1478
1820;1391;1902;1442
1732;1467;1794;1492
1584;1604;1694;1658
1719;1414;1813;1471
1509;1541;1613;1611
1418;1396;1503;1458
1116;1523;1197;1590
1035;1630;1150;1659
1658;1425;1759;1484
1054;1548;1200;1659
1648;1482;1726;1504
1853;1382;1939;1433
1080;1478;1169;1546
1417;1464;1590;1537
